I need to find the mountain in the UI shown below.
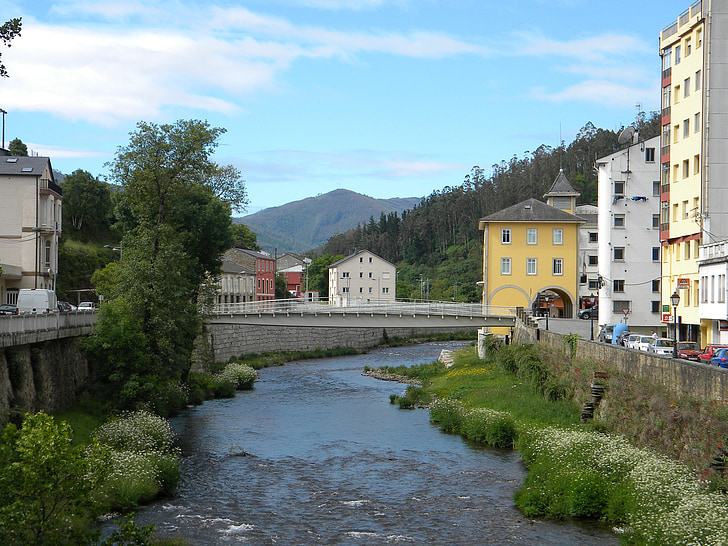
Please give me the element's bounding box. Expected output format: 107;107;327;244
235;189;421;254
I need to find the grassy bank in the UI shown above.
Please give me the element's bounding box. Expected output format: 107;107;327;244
383;341;728;544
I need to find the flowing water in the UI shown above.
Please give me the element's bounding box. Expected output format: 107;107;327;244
129;342;618;545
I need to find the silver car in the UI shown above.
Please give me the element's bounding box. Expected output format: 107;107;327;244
649;337;675;356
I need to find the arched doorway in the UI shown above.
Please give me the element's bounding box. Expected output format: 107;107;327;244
532;287;575;319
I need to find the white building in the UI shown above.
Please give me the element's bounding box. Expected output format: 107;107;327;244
698;240;728;343
0;156;62;305
597;135;663;331
328;249;396;306
575;204;599;311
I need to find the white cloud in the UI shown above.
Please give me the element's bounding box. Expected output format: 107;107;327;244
529;80;659;108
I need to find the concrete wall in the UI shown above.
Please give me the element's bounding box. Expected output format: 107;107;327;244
514;320;728;402
206;323;475;363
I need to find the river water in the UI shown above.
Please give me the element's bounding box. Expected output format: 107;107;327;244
131;342;618;545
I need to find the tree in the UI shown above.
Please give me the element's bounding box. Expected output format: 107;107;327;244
275;272;288;299
230;222;259;250
0;18;21;78
0;412;108;545
61;169;114;240
7;138;27;156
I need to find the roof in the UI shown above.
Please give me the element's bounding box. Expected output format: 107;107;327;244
574;204;598;225
329;249;395;269
221;259;254;275
544;169;579;198
0;156;54;178
478;198;585;225
231;247;273;261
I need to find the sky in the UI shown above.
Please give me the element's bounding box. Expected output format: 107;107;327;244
0;0;692;215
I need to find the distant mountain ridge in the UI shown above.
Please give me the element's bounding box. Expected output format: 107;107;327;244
235;189;421;254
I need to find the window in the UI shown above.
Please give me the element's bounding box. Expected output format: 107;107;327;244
653;214;660;229
342;286;349;293
683;200;689;219
44;240;51;267
661;201;670;225
675;44;681;63
614;247;625;261
695;112;701;133
589;232;598;243
674;124;679;142
527;228;537;245
588;255;598;266
501;228;511;244
382;287;389;294
685;240;691;259
368;272;373;278
683;119;690;137
697;28;703;48
652;279;660;293
694;154;700;174
359;287;363;293
673;163;679;182
588;279;600;290
359;272;363;277
645;148;655;163
675;86;680;105
683;159;690;179
552;258;563;276
368;287;372;293
673;203;679;222
686;37;692;56
342;271;350;278
526;258;537;276
500;257;512;275
613;214;625;228
614;181;625;195
652;247;660;261
359;257;363;262
552;228;563;245
651;301;661;313
369;257;372;263
684;78;690;97
613;280;625;293
696;70;702;90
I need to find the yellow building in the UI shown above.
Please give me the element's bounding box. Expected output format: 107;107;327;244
479;173;584;319
658;2;728;345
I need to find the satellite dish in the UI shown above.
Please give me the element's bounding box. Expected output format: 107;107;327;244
618;126;636;145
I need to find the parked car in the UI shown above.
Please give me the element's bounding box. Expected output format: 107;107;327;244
16;288;57;314
617;330;633;346
626;333;642;349
598;324;613;343
77;301;96;311
0;304;18;315
578;305;598;320
676;341;701;361
710;348;728;368
698;345;728;364
57;301;72;312
649;338;675;356
635;335;654;352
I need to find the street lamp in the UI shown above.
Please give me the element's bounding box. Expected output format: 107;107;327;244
671;291;680;358
104;241;123;260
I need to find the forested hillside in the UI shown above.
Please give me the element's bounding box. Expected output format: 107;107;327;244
319;115;659;302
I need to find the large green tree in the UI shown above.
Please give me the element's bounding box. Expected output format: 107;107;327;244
7;138;27;156
0;18;21;78
61;169;114;241
88;119;246;405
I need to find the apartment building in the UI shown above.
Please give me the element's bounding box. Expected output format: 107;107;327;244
659;1;728;344
328;250;396;306
596;135;662;330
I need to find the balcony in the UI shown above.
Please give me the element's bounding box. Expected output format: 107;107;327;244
699;240;728;263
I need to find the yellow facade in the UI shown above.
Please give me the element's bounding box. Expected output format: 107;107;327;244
480;203;581;318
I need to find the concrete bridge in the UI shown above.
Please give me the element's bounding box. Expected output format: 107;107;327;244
210;299;516;329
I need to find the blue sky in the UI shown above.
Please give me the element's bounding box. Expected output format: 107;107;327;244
1;0;690;214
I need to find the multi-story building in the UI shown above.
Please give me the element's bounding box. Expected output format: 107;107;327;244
596;135;662;330
0;155;62;304
659;1;728;344
328;250;396;306
224;248;275;301
575;204;599;311
217;258;256;305
698;240;728;343
478;171;584;319
276;252;308;297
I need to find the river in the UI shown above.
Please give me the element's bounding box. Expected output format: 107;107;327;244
129;342;618;545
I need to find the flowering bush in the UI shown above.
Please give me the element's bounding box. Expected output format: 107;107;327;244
429;398;466;432
461;408;517;448
95;409;176;453
215;362;258;391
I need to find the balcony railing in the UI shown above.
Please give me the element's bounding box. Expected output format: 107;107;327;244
700;240;728;261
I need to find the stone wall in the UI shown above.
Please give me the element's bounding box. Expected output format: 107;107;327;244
206;323;476;364
514;320;728;402
0;339;89;421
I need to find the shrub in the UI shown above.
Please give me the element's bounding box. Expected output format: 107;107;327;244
95;410;176;453
461;408;517;448
391;386;431;409
429;398;465;432
216;362;258;390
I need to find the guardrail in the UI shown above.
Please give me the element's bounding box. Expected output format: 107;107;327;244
213;299;515;319
0;311;97;347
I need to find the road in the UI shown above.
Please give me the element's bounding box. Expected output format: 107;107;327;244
537;317;604;340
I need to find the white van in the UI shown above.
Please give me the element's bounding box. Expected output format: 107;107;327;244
16;289;57;314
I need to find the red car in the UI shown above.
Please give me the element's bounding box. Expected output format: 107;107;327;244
698;345;728;364
676;341;701;361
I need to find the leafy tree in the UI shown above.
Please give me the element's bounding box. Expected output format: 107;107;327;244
0;412;108;545
231;222;259;250
0;18;21;78
7;138;27;156
61;169;115;241
305;254;342;298
275;272;288;299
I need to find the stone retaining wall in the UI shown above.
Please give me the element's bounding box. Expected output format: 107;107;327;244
514;320;728;402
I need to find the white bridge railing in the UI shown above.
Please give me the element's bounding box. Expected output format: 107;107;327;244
213;299;515;319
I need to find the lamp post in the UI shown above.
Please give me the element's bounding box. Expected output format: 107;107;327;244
671;291;680;358
104;241;123;260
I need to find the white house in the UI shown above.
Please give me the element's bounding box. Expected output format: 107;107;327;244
575;204;599;311
328;250;396;306
596;135;662;331
0;155;62;305
698;240;728;344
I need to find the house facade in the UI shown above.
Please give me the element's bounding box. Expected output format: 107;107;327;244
596;135;662;330
0;156;62;305
328;250;396;306
276;252;309;297
217;258;256;305
224;248;275;301
575;204;599;311
659;2;728;345
478;193;583;319
698;240;728;343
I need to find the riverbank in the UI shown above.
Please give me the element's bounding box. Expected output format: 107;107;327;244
379;342;728;544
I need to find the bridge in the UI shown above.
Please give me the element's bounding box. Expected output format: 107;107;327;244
210;299;516;329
